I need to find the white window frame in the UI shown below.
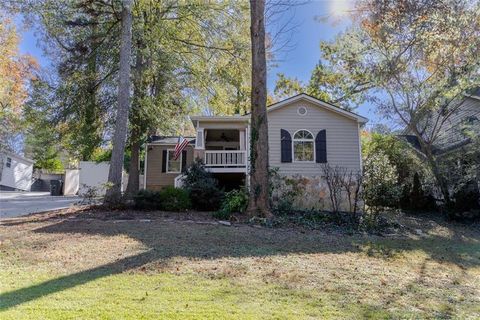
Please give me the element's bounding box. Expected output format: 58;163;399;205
166;149;182;173
292;129;315;163
6;157;12;168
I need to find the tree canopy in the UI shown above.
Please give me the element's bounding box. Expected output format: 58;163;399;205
0;12;38;151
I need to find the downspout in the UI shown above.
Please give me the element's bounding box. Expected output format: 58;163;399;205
143;143;148;190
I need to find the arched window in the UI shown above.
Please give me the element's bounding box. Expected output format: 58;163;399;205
293;130;314;162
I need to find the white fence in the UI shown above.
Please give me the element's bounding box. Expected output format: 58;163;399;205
62;162;143;196
78;161;111;195
63;169;80;195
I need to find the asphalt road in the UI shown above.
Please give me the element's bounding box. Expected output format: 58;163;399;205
0;192;79;219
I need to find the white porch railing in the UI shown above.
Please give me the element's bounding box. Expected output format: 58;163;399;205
174;174;185;188
204;150;246;167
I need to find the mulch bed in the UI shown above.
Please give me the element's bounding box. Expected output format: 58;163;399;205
4;205;468;239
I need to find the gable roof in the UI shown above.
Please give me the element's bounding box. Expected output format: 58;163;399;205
189;94;368;124
249;93;368;124
0;149;35;164
467;87;480;101
398;134;472;158
400;94;480;155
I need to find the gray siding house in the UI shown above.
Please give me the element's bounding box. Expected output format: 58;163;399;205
144;94;367;194
400;94;480;157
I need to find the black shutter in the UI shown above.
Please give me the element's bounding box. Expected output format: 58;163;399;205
316;129;327;163
161;150;167;172
281;129;292;163
181;150;187;172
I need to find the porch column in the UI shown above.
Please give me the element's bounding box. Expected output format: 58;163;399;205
239;129;245;150
194;127;205;161
246;125;250;174
195;128;205;149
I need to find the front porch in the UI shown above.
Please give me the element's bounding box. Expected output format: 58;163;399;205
190;116;249;173
204;150;246;172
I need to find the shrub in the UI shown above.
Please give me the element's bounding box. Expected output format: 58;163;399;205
183;159;224;211
133;190;162;210
363;151;402;212
400;172;437;212
78;184;101;205
362;132;434;213
158;186;191;211
448;181;480;220
215;188;248;219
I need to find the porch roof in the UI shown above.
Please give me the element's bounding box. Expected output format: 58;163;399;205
146;136;196;145
190;115;248;124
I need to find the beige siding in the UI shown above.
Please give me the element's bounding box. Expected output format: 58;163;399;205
268;100;361;175
145;144;194;190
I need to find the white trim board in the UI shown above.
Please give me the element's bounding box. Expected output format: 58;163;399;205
265;94;368;123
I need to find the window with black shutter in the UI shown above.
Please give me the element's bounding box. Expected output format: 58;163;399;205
280;129;292;163
315;130;327;163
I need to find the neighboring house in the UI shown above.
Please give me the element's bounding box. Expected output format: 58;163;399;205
0;150;34;191
399;93;480;157
144;94;368;206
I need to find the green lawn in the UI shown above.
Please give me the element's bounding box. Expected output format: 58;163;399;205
0;209;479;319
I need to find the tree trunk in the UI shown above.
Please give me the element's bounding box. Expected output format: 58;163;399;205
104;0;133;204
247;0;271;217
410;125;452;208
425;150;451;206
125;127;141;196
125;34;147;197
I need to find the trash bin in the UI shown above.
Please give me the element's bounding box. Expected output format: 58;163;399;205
50;180;63;196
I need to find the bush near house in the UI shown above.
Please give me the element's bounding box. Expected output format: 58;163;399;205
133;188;190;212
362;151;402;212
133;190;163;210
362;132;437;212
133;160;224;212
214;188;248;219
159;186;191;211
399;172;437;212
449;181;480;220
183;159;224;211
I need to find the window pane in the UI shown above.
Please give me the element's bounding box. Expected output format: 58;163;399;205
304;142;314;160
294;141;302;161
168;151;181;172
294;130;313;140
294;141;314;161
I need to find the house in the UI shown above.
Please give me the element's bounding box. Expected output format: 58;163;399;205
0;150;34;191
399;92;480;157
144;94;367;207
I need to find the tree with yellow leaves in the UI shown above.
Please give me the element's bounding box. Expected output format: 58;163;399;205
0;13;37;151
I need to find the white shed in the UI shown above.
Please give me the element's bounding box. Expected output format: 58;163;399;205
0;150;34;191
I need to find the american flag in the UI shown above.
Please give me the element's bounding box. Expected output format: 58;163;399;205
174;136;189;160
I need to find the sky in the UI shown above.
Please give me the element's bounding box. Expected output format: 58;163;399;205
16;0;379;125
266;1;350;90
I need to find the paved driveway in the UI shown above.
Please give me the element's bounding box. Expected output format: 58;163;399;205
0;192;79;219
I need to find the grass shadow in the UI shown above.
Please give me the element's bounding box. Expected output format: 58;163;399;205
0;211;479;312
0;251;153;311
